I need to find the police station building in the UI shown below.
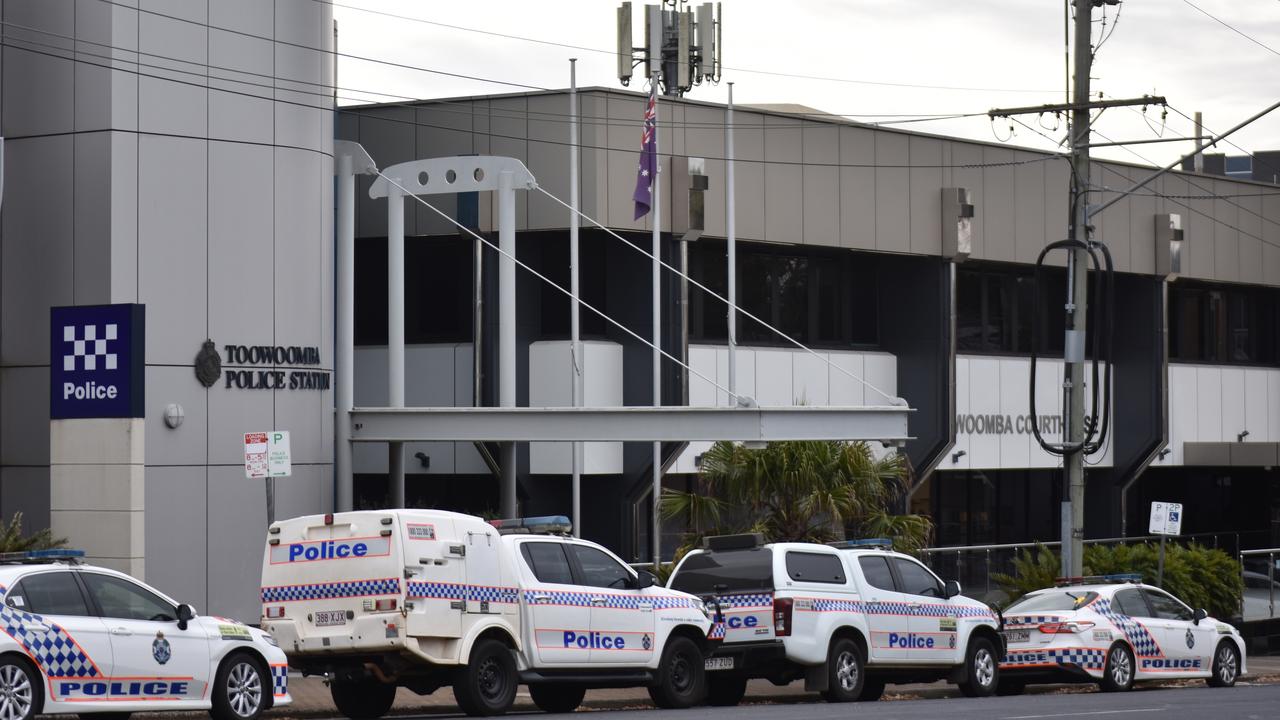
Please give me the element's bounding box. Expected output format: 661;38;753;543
6;2;1280;624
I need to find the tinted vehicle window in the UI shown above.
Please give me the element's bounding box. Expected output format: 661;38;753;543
81;573;176;622
1005;591;1098;613
570;545;632;589
669;549;774;595
893;558;944;598
857;556;896;591
785;552;846;584
14;573;91;616
1143;589;1192;621
1113;588;1151;617
521;542;575;585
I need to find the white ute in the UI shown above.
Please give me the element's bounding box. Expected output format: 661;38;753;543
667;534;1003;705
261;510;717;717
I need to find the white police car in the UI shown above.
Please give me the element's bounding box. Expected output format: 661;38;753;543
0;550;289;720
262;510;717;717
999;574;1247;693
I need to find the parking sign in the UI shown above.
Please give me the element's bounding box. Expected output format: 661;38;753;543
1149;501;1183;536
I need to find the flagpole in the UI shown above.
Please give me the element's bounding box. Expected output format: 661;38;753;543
726;82;736;406
651;71;663;568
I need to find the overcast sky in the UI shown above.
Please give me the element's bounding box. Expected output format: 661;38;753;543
329;0;1280;169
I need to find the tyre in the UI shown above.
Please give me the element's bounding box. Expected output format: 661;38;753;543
1208;641;1240;688
528;684;585;714
1099;643;1135;693
211;653;267;720
958;637;998;698
453;639;518;716
819;638;865;703
995;679;1026;696
330;677;397;719
858;676;885;702
647;636;706;709
0;657;39;720
705;675;747;707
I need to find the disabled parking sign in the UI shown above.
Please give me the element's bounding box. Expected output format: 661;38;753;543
1149;501;1183;536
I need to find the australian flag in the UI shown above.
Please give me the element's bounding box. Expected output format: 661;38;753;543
632;84;658;220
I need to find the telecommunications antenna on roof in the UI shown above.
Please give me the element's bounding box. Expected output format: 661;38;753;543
617;1;721;97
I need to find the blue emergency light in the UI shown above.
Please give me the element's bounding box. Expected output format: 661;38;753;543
489;516;573;536
0;549;86;564
827;538;894;550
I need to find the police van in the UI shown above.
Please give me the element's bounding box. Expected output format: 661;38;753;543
261;510;717;717
0;550;289;720
667;535;1003;705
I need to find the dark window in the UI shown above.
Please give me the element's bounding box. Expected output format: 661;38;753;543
1142;589;1192;621
1169;282;1277;365
12;573;91;616
1113;588;1152;617
857;556;896;592
1005;590;1098;613
81;573;176;622
785;552;847;584
892;558;944;598
355;235;476;345
536;233;608;339
669;549;775;595
521;542;575;585
957;264;1071;355
569;545;632;589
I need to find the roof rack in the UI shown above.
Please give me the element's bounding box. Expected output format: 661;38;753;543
0;549;86;565
702;533;765;551
488;516;573;536
827;538;894;551
1054;573;1142;587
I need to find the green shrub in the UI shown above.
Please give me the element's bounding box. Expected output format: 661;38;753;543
993;541;1243;620
0;512;66;553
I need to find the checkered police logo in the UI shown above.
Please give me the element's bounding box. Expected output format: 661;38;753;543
63;323;118;372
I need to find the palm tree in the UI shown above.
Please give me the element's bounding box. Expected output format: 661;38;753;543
661;440;933;556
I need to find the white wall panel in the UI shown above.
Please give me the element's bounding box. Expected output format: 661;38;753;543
528;341;623;475
1244;369;1269;442
1220;368;1246;441
1195;367;1223;442
1169;365;1198;465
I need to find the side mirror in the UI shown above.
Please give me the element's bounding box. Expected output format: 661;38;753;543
1193;608;1208;625
633;570;656;590
177;603;195;631
944;580;962;599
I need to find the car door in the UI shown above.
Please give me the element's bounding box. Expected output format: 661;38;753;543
519;540;590;665
567;543;656;666
1142;588;1212;675
78;571;211;705
783;550;853;663
891;557;957;665
4;571;115;706
854;555;911;661
1107;587;1164;675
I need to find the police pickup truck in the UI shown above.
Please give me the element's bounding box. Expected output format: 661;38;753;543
667;535;1002;705
261;510;717;717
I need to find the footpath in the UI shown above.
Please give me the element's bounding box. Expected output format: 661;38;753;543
263;654;1280;718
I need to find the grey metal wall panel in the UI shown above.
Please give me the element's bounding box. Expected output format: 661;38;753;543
981;147;1015;262
0;368;49;467
579;96;606;223
2;135;73;365
733;114;765;242
110;132;140;304
143;366;208;467
138;10;208;138
415;104;476;235
1098;164;1132;273
209;29;274;145
1126;166;1157;275
144;466;207;611
489;97;531;230
1239;193;1264;285
683;105;726;239
1230;442;1278;467
1183;442;1230;466
764;116;802;243
839;126;875;250
1;2;74;137
73;133;113;306
1265;192;1280;284
356;109;417;239
803;123;839;246
1013;151;1045;264
528;141;565;230
207;385;273;466
205;467;270;621
1043;156;1069;267
0;468;51;535
909;137;943;256
273;43;326;153
875;132;909;253
1214;184;1240;283
209;142;274;346
1186;180;1214;279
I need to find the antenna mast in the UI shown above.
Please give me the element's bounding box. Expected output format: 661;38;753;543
618;1;721;97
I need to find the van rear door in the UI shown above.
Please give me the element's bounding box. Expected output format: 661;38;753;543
401;517;464;638
669;549;775;643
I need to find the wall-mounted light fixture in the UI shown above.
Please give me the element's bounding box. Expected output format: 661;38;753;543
693;453;705;468
951;449;967;463
414;452;431;469
1238;430;1250;443
1157;447;1172;461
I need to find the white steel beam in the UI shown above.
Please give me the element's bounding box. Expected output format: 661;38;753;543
349;405;911;444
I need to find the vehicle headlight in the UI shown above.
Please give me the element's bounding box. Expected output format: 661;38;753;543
262;633;279;648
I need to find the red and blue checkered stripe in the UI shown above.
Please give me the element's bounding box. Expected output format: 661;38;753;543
270;665;288;697
261;578;400;603
0;583;102;678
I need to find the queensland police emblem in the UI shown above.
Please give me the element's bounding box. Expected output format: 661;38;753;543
949;634;957;649
194;339;222;388
642;634;652;651
1185;628;1195;649
153;632;172;665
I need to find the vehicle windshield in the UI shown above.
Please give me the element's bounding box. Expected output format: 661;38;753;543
669;549;774;595
1005;590;1098;613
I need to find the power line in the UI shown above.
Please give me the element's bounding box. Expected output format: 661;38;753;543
1162;104;1280;186
1177;0;1280;59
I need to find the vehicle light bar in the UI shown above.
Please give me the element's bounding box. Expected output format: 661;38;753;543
488;516;574;536
0;549;86;564
703;533;765;551
1055;573;1143;586
827;538;894;550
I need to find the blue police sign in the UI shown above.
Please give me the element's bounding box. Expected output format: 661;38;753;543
50;304;144;419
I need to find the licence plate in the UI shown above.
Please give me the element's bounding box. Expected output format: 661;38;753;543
314;610;347;627
705;657;735;671
1003;629;1030;644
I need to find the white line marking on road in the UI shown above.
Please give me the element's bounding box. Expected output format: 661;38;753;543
1004;709;1163;720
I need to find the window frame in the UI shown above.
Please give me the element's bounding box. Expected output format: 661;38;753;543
1113;587;1154;618
889;557;946;599
855;555;898;593
78;571;178;623
519;541;578;586
783;551;848;585
8;570;94;618
1141;588;1193;622
564;542;637;591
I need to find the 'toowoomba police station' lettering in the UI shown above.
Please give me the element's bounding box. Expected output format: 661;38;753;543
222;344;330;391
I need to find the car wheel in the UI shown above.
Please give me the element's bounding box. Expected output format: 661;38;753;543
995;679;1026;696
858;676;885;702
330;677;397;719
528;684;585;713
820;638;865;703
453;639;518;716
1099;643;1135;693
958;637;998;698
647;636;705;709
1208;641;1240;688
211;653;267;720
706;675;747;706
0;657;39;720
